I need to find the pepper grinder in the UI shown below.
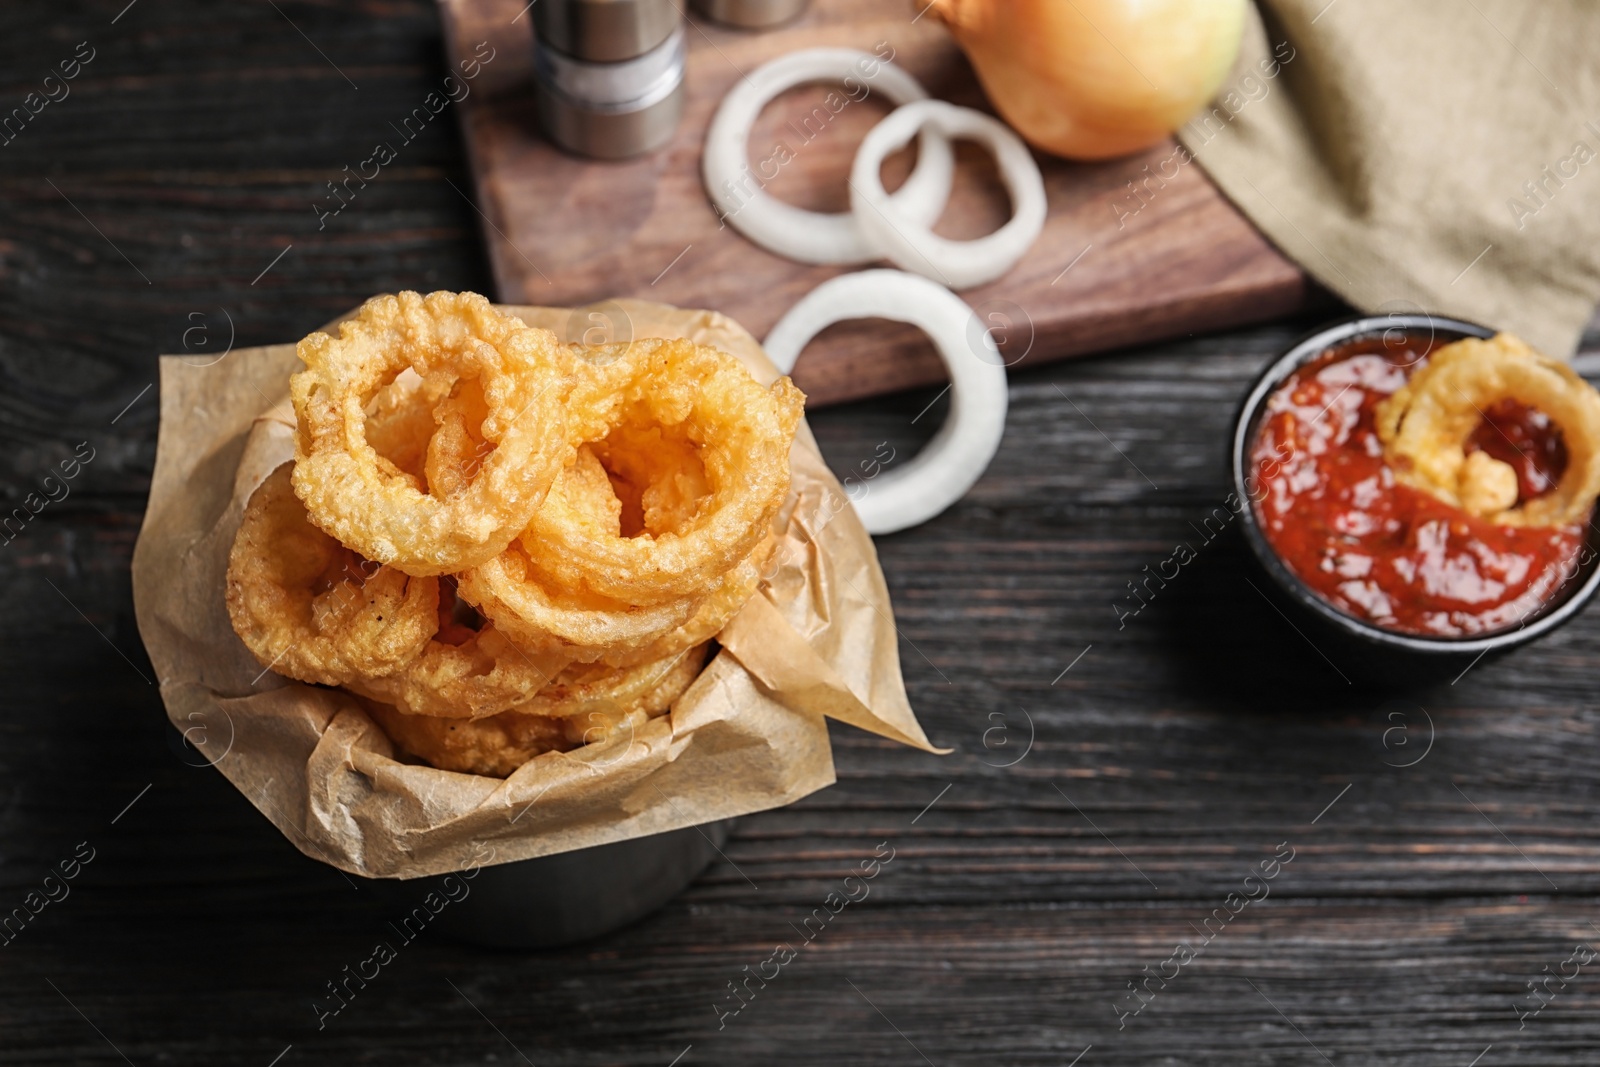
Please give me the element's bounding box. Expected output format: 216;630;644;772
533;0;686;159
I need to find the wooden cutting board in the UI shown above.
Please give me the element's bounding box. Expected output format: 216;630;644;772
438;0;1316;407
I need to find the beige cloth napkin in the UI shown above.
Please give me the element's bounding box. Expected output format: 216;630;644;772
1180;0;1600;357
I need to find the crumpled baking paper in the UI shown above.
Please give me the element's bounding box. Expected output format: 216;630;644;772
131;299;941;878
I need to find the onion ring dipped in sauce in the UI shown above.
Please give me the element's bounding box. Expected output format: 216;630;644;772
1376;334;1600;527
1248;332;1600;638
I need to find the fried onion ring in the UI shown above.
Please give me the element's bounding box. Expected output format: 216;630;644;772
343;581;573;719
1376;333;1600;527
225;464;439;686
593;533;774;669
363;368;452;486
362;698;575;778
505;641;710;720
455;446;711;659
364;643;708;776
291;291;573;576
592;419;712;536
516;337;803;604
457;545;705;659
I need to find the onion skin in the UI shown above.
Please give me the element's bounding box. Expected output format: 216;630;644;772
928;0;1246;161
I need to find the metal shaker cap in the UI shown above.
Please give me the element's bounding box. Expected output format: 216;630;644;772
533;0;681;62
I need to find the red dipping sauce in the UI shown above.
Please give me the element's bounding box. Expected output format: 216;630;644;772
1248;333;1589;637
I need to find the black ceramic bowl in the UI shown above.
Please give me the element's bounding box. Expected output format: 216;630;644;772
1231;313;1600;668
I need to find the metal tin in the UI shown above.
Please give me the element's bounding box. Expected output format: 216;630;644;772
366;820;731;948
693;0;808;29
534;24;686;159
534;0;681;63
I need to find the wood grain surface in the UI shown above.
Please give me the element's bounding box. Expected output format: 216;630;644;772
442;0;1319;407
3;1;1600;1065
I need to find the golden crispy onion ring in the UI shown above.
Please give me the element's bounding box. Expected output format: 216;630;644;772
344;587;573;719
363;698;574;778
591;419;712;536
225;464;439;686
363;368;452;486
456;446;710;659
421;375;491;500
1377;333;1600;527
504;641;710;719
363;643;708;777
512;337;802;605
458;542;704;659
594;533;775;669
290;291;573;576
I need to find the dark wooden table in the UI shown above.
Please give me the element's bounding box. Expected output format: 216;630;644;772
4;2;1599;1064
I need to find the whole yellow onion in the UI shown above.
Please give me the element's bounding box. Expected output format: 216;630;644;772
927;0;1247;161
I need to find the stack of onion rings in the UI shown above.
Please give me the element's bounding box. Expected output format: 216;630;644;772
227;291;804;777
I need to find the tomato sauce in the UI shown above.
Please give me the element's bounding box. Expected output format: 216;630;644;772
1249;334;1588;637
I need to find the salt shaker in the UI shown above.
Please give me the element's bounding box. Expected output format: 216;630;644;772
533;0;686;159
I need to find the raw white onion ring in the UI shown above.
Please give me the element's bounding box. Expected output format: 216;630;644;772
764;270;1008;534
702;48;954;265
850;100;1046;289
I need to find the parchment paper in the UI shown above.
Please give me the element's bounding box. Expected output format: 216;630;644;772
131;298;941;879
